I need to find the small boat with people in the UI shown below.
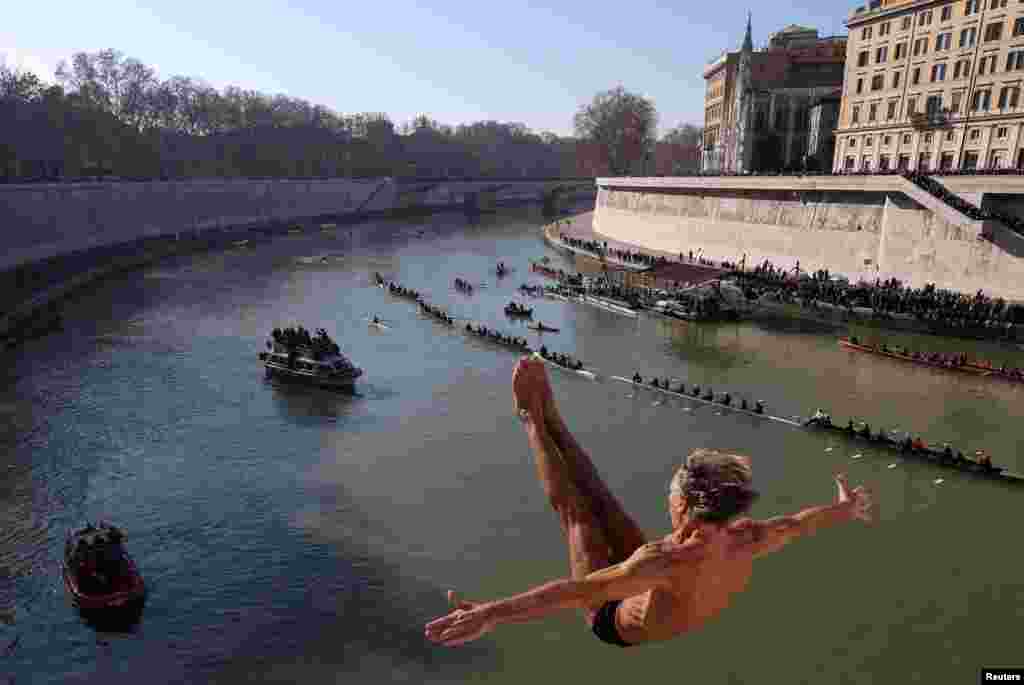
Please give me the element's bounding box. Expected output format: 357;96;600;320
368;316;390;330
518;283;545;297
838;337;992;378
62;522;146;612
419;301;455;326
454;278;475;294
259;326;363;390
504;302;533;318
803;411;1024;482
496;262;511;277
528;322;560;333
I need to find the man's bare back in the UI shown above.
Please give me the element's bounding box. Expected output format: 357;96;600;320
424;356;874;648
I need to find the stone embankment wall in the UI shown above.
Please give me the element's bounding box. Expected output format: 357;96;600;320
593;188;1024;301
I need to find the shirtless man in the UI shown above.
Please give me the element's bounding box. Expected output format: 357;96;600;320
424;356;874;648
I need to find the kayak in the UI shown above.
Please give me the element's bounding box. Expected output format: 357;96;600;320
528;324;560;333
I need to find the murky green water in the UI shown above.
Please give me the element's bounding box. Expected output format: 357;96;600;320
2;203;1022;684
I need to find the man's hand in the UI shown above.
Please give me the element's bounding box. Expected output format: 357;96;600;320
424;590;495;647
513;356;552;421
835;474;873;523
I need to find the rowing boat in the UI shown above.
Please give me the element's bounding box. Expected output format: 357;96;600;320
802;419;1024;482
368;321;390;330
528;324;560;333
541;356;597;380
839;339;991;377
610;376;799;427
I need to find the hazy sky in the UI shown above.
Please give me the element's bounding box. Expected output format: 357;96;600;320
2;0;856;136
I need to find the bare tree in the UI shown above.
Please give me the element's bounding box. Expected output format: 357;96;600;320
573;86;657;176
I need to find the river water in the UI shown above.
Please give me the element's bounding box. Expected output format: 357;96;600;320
2;203;1023;684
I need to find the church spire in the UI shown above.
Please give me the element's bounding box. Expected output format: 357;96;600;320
742;11;753;52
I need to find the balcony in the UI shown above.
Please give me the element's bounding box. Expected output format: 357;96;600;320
909;110;952;130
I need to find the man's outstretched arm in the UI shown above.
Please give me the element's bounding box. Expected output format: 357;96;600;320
423;540;705;647
738;474;873;558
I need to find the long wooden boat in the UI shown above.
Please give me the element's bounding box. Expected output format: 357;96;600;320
802;419;1024;483
962;360;1024;384
610;376;799;427
540;355;597;380
838;338;991;376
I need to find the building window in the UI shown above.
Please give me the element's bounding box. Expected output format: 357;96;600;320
1006;51;1024;71
999;86;1012;108
918;153;930;171
892;71;902;88
960;27;977;47
941;5;953;21
946;130;956;142
951;91;963;112
935;33;951;51
907;96;918;115
965;0;981;14
989;150;1005;169
979;55;998;75
902;16;912;30
883;135;892;146
858;51;869;67
963;151;979;170
941;152;955;170
912;67;921;84
972;89;992;110
931;63;947;81
845;156;856;170
876;46;888;63
970;128;981;140
869;103;878;121
927;95;943;114
984;21;1003;42
895;42;907;60
862;157;872;171
998;126;1009;138
879;155;891;170
866;136;874;147
919;10;933;25
924;133;933;143
989;0;1006;8
1011;87;1021;108
1014;17;1024;36
857;78;864;94
852;105;861;123
872;74;885;90
954;59;972;79
903;133;912;144
862;26;873;40
887;101;898;119
898;155;911;170
850;138;858;147
914;38;928;56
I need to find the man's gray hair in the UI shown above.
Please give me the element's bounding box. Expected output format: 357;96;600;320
670;448;758;522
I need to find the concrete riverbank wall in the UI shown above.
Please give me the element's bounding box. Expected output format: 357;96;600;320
593;178;1024;301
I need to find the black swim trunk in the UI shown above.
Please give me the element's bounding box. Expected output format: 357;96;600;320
591;600;632;647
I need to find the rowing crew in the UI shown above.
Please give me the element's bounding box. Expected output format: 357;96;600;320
419;301;454;325
505;302;533;316
805;412;996;469
537;346;584;371
496;262;508;276
454;278;474;293
385;282;421;300
849;336;1023;378
630;373;764;413
464;324;529;349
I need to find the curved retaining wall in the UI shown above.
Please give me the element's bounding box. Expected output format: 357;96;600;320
592;187;1024;301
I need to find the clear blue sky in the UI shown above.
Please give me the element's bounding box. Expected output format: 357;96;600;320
2;0;854;137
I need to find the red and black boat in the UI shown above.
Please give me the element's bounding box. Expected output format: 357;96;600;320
62;523;146;612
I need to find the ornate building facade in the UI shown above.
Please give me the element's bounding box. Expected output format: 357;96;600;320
703;18;848;173
834;0;1024;173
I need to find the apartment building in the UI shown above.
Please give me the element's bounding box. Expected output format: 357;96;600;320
835;0;1024;172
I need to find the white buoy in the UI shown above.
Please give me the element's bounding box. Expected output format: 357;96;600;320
851;454;862;460
934;478;944;485
888;463;898;469
825;447;834;453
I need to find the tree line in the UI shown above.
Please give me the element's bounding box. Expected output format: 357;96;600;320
0;50;701;181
